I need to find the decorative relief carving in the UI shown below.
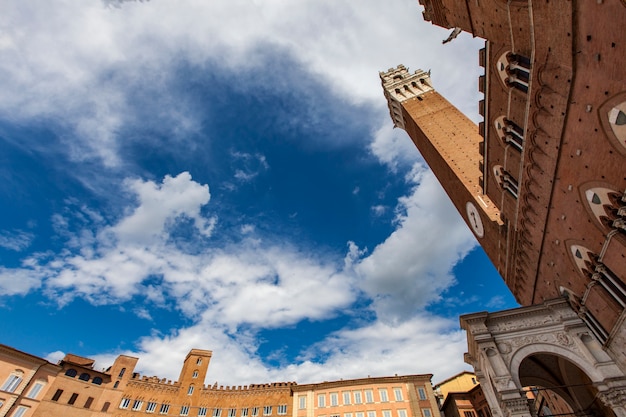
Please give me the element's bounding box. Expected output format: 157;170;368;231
508;332;575;350
598;388;626;408
502;397;532;413
489;315;558;333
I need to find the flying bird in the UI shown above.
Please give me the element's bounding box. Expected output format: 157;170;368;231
442;27;462;44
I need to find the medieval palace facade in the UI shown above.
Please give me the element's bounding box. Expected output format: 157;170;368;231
380;0;626;416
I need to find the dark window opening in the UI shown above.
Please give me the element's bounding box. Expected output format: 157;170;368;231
102;402;111;412
92;377;103;385
84;397;94;409
64;369;77;377
68;393;79;405
52;389;63;401
79;373;90;381
114;381;120;389
118;367;126;378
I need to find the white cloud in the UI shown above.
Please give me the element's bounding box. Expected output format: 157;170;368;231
0;0;482;169
0;230;34;252
0;268;43;296
355;165;476;322
91;311;471;386
113;172;215;244
45;350;66;364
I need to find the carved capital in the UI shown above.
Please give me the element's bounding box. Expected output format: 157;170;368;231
598;387;626;408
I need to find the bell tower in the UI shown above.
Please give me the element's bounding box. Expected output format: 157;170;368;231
380;65;504;274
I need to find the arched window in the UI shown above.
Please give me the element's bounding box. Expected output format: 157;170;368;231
583;186;626;234
494;116;524;151
607;102;626;150
192;370;199;379
118;368;126;378
92;377;103;385
495;50;531;93
493;165;518;198
65;369;78;378
79;373;90;381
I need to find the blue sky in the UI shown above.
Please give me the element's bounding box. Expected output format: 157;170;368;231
0;0;517;385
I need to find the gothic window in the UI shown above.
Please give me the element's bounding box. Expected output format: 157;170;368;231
493;165;518;198
494;116;524;151
569;244;626;312
583;186;626;235
607;102;626;150
495;51;531;93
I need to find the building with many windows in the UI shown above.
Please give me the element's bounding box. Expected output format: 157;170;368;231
1;345;441;417
380;0;626;416
292;374;439;417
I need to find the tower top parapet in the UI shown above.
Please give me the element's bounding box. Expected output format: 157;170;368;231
379;65;434;129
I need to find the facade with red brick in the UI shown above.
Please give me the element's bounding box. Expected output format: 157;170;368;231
1;346;440;417
380;0;626;416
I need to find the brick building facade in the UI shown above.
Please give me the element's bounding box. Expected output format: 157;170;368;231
0;345;440;417
380;0;626;416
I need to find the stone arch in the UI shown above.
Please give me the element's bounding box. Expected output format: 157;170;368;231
461;300;626;417
509;343;605;386
510;346;616;417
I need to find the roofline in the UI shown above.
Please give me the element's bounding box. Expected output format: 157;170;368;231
292;374;433;392
433;370;476;388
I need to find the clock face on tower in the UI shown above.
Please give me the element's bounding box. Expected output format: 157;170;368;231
465;201;484;238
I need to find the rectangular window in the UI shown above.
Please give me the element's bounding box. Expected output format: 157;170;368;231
181;406;190;416
84;397;94;409
353;392;362;404
133;400;144;411
263;406;272;415
378;389;388;403
330;393;338;406
383;411;391;417
1;375;22;393
318;394;326;407
229;409;237;417
463;412;475;417
423;410;432;417
397;410;407;417
299;396;307;409
102;402;111;412
120;398;131;409
417;388;427;401
68;393;79;405
344;413;352;417
199;408;208;417
364;390;373;403
160;404;170;415
12;406;28;417
252;408;259;417
277;405;287;415
367;411;376;417
51;389;63;402
393;389;403;401
342;392;351;405
193;371;199;378
26;382;45;399
147;402;157;413
213;409;223;417
241;409;249;417
356;413;364;417
188;386;195;395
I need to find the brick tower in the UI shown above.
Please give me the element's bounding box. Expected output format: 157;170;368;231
381;0;626;415
380;65;503;275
